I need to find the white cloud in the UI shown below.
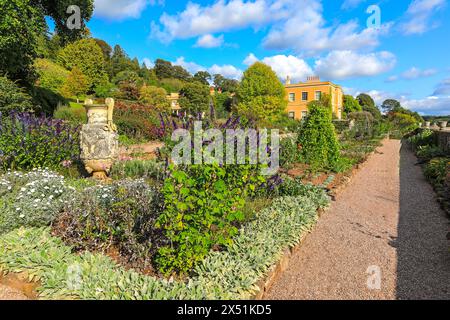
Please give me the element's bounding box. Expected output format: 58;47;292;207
386;67;438;82
402;96;450;115
194;34;225;48
243;53;259;66
314;50;396;80
400;0;446;35
173;57;243;80
341;0;367;10
94;0;163;20
151;0;290;43
433;78;450;95
262;0;390;56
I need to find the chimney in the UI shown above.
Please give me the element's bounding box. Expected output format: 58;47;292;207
286;75;291;85
307;75;320;82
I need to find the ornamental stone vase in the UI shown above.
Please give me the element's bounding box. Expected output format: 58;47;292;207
439;121;448;130
80;98;119;180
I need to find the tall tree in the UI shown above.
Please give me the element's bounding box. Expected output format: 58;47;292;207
343;95;362;114
57;38;108;90
139;85;170;112
236;62;286;121
194;71;212;85
178;82;210;115
381;99;401;113
357;93;381;119
0;0;94;83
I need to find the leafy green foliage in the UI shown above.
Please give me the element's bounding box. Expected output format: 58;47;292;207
280;137;301;168
213;74;239;93
57;39;108;90
236;62;286;122
0;76;32;112
357;93;382;120
155;163;265;275
0;0;46;82
139;85;170;112
343;95;362;115
424;158;449;186
178;82;210;115
347;111;375;139
34;58;69;94
297;100;341;171
110;159;166;181
61;67;89;100
0;169;68;235
53;102;87;125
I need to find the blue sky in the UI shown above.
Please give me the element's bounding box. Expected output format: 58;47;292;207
84;0;450;115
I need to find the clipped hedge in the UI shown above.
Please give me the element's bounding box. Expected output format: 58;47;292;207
0;191;329;300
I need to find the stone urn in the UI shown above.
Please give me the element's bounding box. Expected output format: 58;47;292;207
439;121;448;130
80;98;119;180
425;121;431;128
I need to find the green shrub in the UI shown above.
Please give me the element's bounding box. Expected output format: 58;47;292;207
347;111;374;139
0;169;68;235
424;158;449;186
155;163;265;276
53;103;87;125
34;58;69;94
0;76;32;112
297;100;341;171
416;145;445;161
408;129;435;148
30;86;67;116
54;179;164;271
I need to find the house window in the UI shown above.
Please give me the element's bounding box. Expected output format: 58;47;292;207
302;92;308;101
288;93;295;102
288;111;295;119
315;91;322;101
301;111;308;119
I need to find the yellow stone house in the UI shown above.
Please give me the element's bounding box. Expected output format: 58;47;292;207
285;76;343;120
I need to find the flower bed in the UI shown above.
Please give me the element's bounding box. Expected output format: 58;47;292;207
0;192;328;299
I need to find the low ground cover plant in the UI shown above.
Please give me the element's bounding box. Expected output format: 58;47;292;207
0;169;69;235
0;186;329;299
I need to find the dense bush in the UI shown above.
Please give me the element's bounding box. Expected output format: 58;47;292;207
408;129;435;148
54;179;164;271
30;86;67;116
34;58;69;94
0;169;68;235
155;163;266;276
424;158;449;186
297;100;341;171
0;112;80;170
115;101;163;141
416;145;445;161
53;103;87;125
279;137;300;168
0;76;32;112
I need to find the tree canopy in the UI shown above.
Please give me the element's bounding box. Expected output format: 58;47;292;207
236;62;286;121
357;93;382;120
179;82;210;115
343;95;362;114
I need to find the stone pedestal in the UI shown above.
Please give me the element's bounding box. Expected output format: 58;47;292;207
80;99;118;180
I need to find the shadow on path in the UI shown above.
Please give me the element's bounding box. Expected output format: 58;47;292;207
396;143;450;299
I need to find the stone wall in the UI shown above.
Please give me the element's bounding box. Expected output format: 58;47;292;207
435;129;450;154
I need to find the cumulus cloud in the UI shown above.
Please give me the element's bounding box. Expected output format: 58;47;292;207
194;34;225;48
173;57;243;80
400;0;446;35
386;67;438;82
142;58;154;68
151;0;387;55
433;78;450;95
94;0;163;20
262;1;390;56
243;53;259;66
151;0;289;42
402;96;450;115
314;51;396;80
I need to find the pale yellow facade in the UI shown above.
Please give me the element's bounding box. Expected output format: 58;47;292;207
285;76;343;120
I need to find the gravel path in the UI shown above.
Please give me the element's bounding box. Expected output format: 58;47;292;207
265;139;450;300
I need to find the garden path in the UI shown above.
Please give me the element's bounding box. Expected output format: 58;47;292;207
266;139;450;300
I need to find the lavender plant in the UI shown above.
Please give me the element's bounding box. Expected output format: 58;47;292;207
0;112;80;170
